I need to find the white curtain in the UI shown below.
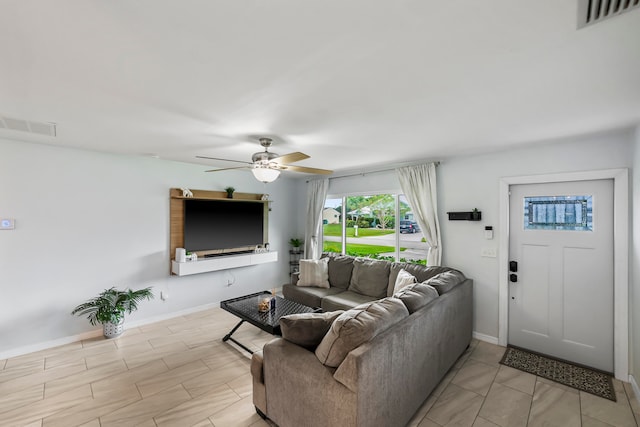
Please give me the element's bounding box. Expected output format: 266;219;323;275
396;163;442;266
304;179;329;259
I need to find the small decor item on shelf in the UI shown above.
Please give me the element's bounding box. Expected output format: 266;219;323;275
71;286;154;338
185;251;198;261
472;208;481;221
289;237;303;253
224;186;235;198
175;247;187;262
180;188;194;198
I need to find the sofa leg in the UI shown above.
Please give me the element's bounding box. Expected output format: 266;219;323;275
255;406;267;420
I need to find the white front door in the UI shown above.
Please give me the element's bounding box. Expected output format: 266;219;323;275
508;179;614;372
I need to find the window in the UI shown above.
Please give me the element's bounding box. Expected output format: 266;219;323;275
322;193;428;264
523;195;593;231
322;198;343;254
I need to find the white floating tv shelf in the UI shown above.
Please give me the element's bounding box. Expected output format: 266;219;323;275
171;251;278;276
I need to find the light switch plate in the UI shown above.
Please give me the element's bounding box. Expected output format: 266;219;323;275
0;218;15;229
480;247;497;258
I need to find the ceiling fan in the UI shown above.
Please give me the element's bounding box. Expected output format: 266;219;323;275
196;137;333;183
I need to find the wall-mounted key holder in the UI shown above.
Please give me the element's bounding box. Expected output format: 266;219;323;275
447;209;481;221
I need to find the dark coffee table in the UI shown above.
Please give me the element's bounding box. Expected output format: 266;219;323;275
220;291;320;354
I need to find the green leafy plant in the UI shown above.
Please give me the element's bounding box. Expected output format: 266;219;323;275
71;287;154;326
289;238;303;247
224;186;235;197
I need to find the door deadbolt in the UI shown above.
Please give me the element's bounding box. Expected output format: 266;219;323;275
509;261;518;272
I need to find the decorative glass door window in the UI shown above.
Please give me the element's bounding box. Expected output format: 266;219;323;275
523;195;593;231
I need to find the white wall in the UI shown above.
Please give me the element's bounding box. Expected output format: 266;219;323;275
0;138;299;357
440;130;633;339
632;125;640;381
326;129;634;343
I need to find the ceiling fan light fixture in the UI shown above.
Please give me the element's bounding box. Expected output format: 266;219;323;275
251;165;280;183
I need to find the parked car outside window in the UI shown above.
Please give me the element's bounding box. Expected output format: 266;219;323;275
400;220;420;234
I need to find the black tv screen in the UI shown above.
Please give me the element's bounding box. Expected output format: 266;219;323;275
184;199;265;252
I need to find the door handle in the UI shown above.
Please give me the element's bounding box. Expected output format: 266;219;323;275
510;274;518;283
509;261;518;272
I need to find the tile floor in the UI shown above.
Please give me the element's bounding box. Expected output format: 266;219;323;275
0;307;638;427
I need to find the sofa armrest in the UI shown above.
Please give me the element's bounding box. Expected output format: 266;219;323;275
251;350;267;415
263;338;357;427
251;350;264;383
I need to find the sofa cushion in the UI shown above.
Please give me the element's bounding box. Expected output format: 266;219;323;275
297;258;330;288
280;311;345;350
315;297;409;368
282;284;343;309
425;270;467;295
320;291;379;312
393;268;417;294
327;255;355;289
388;263;464;296
348;258;391;298
393;282;439;313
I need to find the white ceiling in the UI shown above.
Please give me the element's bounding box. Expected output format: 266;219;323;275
1;1;639;177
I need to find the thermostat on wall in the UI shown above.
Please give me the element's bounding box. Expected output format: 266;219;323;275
0;219;15;230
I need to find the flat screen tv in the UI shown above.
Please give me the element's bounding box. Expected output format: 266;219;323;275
183;199;266;253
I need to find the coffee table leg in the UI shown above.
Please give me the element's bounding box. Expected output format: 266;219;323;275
222;320;255;354
223;320;245;342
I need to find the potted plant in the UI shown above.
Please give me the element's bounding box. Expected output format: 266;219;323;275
224;186;235;198
71;286;154;338
289;237;303;253
472;208;481;221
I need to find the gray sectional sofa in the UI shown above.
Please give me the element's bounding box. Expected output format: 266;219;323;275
251;254;473;427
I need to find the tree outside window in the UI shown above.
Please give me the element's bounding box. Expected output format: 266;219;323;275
322;193;428;264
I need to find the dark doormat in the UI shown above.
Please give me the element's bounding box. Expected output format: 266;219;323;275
500;346;616;401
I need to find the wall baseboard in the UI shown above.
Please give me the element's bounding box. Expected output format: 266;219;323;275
630;374;640;408
0;329;104;360
0;300;226;361
473;332;499;346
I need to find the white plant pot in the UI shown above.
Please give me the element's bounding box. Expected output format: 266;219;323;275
103;321;124;338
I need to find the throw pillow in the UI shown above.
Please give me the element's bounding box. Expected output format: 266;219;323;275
393;268;417;294
425;270;466;295
280;311;344;350
388;263;457;295
327;255;355;289
394;282;439;313
297;258;330;288
315;297;409;368
348;258;391;298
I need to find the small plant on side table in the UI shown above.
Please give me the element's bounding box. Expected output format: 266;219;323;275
71;287;154;338
289;237;303;253
224;187;235;198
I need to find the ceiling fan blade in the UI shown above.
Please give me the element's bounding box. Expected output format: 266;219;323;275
282;164;333;175
196;155;253;165
273;152;310;165
205;166;251;172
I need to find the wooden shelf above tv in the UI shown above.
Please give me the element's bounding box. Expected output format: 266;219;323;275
169;188;265;201
169;188;271;275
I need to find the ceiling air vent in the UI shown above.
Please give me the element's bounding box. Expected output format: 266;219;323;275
578;0;640;28
0;116;56;137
